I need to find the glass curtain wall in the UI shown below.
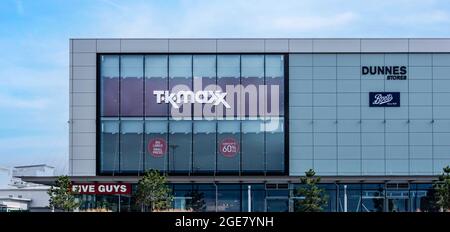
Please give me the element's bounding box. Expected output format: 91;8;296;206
99;54;285;174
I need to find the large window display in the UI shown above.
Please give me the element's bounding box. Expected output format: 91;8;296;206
99;54;286;175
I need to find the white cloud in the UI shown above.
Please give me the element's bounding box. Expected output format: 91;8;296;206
0;93;49;110
271;12;357;31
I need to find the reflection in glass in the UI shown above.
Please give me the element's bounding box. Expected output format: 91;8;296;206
265;118;284;173
193;121;216;173
217;121;240;173
120;55;144;116
242;120;264;173
145;55;168;116
169;120;192;173
120;120;144;172
144;118;168;172
217;185;241;212
101;55;119;116
100;120;119;172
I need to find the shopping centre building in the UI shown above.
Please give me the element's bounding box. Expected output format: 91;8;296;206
26;38;450;212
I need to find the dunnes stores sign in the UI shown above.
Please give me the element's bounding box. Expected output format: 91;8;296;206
362;66;407;80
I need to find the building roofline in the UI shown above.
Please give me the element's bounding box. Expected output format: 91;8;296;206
70;37;450;40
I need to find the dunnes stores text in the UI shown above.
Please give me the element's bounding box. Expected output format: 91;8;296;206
362;66;408;80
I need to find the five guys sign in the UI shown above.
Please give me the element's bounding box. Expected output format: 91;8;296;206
72;183;131;195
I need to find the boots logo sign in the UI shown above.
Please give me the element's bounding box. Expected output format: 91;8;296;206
369;92;400;107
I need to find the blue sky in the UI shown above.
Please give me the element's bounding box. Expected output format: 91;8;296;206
1;0;450;174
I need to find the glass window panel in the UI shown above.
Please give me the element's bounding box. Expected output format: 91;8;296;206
266;55;284;77
187;184;217;212
169;55;192;117
144;118;168;172
241;184;265;212
145;55;168;117
241;120;264;173
120;120;144;172
169;55;192;77
168;120;192;173
266;118;284;173
193;121;216;173
193;55;217;118
101;55;120;116
241;55;264;77
193;55;216;77
101;120;120;172
266;55;284;117
218;55;240;77
217;185;241;212
120;55;144;116
218;55;240;119
217;121;240;172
